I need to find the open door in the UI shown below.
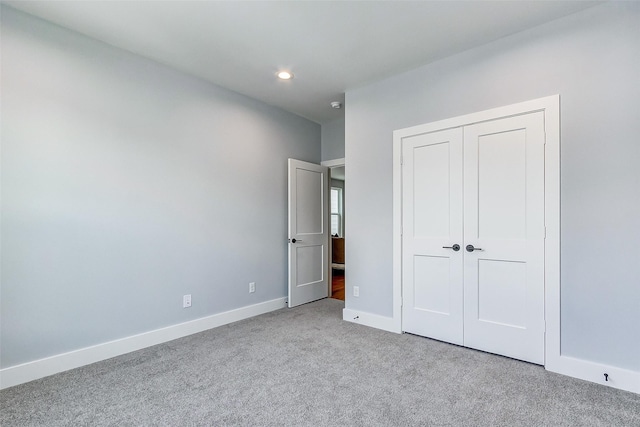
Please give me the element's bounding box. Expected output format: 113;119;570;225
288;159;329;307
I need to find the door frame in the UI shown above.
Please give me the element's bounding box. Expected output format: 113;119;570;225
392;95;560;368
322;158;346;298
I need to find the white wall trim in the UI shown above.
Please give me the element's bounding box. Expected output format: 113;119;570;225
321;157;345;168
547;355;640;394
0;297;287;390
541;96;562;375
392;122;403;334
343;308;400;334
392;96;559;138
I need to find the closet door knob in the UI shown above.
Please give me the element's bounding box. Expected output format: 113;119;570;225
442;244;461;251
466;244;482;252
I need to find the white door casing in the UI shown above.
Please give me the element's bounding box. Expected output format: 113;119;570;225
401;128;464;345
288;159;329;308
399;107;548;365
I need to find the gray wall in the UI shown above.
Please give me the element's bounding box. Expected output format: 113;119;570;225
0;7;320;368
345;1;639;371
321;117;345;161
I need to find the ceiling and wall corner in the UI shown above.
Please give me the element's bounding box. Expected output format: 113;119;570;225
2;1;603;124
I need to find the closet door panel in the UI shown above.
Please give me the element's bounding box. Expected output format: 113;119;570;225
463;112;545;365
402;128;464;345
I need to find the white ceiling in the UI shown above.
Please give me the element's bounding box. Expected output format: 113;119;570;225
4;1;601;124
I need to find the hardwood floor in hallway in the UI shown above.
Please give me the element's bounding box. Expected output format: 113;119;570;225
331;270;344;301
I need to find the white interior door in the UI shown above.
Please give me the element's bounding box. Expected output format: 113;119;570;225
402;128;464;345
288;159;329;308
463;112;545;364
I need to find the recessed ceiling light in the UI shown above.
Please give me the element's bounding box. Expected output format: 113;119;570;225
330;101;342;109
277;71;294;80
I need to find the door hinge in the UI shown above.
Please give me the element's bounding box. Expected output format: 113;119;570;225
544;226;547;239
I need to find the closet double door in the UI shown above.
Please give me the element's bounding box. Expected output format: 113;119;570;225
402;112;545;364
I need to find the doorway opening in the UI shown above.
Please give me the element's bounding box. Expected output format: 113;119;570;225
324;160;345;301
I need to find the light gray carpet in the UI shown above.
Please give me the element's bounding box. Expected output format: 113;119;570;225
1;298;639;426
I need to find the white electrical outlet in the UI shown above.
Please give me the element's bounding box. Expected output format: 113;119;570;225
249;282;256;293
353;286;359;297
183;294;192;308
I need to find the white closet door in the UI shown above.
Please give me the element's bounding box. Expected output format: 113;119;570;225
463;112;546;364
402;128;464;344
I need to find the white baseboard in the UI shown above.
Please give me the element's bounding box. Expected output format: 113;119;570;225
343;308;401;334
0;297;287;390
546;354;640;394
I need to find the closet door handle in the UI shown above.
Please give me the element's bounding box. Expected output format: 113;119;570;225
442;244;460;251
466;245;482;252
